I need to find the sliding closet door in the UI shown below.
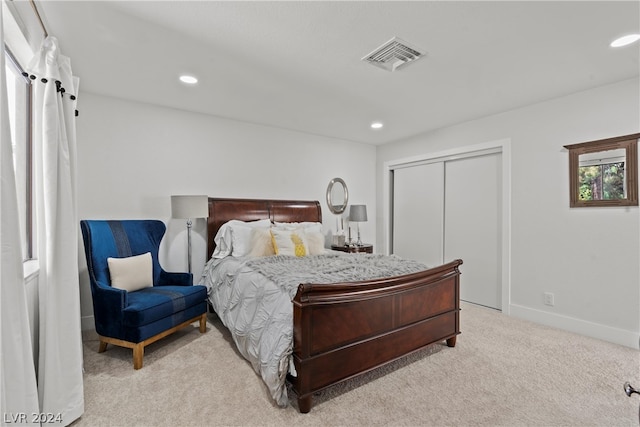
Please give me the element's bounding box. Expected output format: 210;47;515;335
392;162;444;267
444;153;502;310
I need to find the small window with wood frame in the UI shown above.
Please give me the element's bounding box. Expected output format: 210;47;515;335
564;133;639;208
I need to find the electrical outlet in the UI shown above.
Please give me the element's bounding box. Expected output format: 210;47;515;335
543;292;555;306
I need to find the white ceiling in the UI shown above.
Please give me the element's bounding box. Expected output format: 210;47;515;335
38;1;639;145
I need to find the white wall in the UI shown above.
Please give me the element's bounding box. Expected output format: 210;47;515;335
377;78;640;348
77;93;376;330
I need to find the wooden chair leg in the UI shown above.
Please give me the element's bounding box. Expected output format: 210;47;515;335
98;313;206;370
133;343;144;370
199;313;207;333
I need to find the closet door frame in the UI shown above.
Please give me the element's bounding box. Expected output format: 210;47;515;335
383;138;512;314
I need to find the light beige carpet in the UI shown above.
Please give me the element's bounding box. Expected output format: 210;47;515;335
72;303;640;426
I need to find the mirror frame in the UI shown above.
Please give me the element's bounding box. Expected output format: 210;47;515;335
326;177;349;214
564;133;639;208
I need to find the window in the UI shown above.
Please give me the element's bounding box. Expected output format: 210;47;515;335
564;134;639;208
578;149;626;201
4;46;33;260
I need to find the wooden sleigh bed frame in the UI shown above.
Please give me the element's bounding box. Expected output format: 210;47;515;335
206;197;462;413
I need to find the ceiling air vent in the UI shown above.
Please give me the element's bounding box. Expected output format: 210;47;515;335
362;37;425;72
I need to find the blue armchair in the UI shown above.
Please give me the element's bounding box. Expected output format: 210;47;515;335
80;219;207;369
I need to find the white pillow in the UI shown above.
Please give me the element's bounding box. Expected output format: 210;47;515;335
231;220;271;257
270;228;309;257
305;230;326;255
107;252;153;292
212;219;271;258
273;221;323;234
212;223;233;258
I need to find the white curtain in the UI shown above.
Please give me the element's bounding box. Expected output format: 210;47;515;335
0;2;41;425
28;36;83;425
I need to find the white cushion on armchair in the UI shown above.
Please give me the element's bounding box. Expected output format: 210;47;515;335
107;252;153;292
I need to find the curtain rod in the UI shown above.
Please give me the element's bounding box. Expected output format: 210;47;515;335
28;0;48;37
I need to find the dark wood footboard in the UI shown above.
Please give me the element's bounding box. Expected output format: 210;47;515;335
290;258;463;413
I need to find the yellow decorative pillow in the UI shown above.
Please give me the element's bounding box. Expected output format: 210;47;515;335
270;228;308;257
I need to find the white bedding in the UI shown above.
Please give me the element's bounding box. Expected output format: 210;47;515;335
201;253;428;407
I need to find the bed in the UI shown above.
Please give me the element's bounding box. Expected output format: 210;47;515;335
202;197;462;413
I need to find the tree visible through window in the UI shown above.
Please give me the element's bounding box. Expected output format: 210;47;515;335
578;162;625;201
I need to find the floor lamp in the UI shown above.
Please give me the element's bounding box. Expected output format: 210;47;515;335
171;195;208;273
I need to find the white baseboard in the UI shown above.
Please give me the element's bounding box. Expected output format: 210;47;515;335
509;304;639;349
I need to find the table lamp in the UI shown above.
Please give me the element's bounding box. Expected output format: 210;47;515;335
171;195;208;273
349;204;368;246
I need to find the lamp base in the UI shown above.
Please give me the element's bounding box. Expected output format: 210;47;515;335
186;219;193;274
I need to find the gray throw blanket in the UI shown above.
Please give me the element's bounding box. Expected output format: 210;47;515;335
245;253;428;298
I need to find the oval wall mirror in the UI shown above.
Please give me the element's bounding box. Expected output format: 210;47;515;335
326;177;349;214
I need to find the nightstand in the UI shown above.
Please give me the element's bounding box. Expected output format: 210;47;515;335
331;244;373;254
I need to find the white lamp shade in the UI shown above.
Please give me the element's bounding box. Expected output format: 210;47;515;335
349;204;368;222
171;195;208;219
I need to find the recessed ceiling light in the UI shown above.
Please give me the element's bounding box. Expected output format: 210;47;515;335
371;122;384;130
179;74;198;84
610;34;640;48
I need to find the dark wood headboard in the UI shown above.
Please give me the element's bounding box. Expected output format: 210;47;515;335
206;198;322;260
